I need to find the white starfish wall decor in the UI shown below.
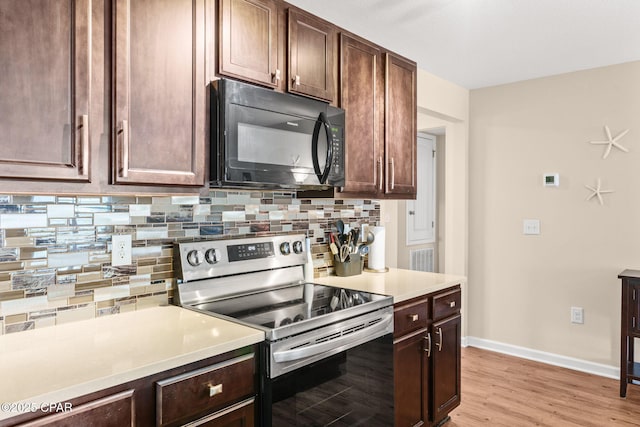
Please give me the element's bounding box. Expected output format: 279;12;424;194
589;125;630;159
585;178;614;205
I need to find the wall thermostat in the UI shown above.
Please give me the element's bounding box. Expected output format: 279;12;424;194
543;173;559;187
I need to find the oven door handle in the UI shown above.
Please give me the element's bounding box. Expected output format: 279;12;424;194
272;313;392;363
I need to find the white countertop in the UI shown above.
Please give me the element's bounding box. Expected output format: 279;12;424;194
315;268;466;303
0;305;264;421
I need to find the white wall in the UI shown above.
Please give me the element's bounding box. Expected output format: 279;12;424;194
468;61;640;370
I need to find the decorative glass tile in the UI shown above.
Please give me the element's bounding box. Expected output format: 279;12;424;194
94;212;130;225
129;204;151;217
0;205;20;214
12;268;56;292
167;211;193;222
200;225;223;236
0;248;18;262
48;252;89;268
222;211;246;222
136;227;169;240
56;227;96;244
1;214;48;229
131;246;163;258
77;197;101;204
5;321;34;334
102;196;137;205
103;265;137;278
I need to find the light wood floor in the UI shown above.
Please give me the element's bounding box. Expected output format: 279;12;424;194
448;347;640;426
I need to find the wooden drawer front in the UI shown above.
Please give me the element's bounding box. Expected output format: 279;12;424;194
394;298;429;338
156;354;255;426
432;287;461;321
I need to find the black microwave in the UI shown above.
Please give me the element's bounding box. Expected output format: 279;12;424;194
210;79;345;189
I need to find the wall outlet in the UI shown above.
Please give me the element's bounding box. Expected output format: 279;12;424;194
112;234;132;266
570;306;584;324
523;219;540;235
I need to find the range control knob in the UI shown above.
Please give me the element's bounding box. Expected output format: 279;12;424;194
186;250;204;266
280;242;291;255
292;240;303;254
205;248;219;264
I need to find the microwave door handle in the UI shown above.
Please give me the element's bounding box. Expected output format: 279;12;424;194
312;112;334;184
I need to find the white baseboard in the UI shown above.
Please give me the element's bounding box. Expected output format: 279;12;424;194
464;336;619;380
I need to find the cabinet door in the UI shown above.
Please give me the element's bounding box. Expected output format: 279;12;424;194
394;330;429;427
384;52;417;198
431;314;461;423
113;0;206;186
17;390;134;427
0;0;91;182
219;0;279;87
288;9;335;101
338;34;383;196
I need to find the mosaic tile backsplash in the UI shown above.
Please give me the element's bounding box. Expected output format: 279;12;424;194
0;191;380;335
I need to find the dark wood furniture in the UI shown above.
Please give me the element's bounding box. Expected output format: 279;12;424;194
1;346;256;427
287;9;335;102
336;37;417;200
393;285;461;427
0;0;415;198
0;0;91;182
618;270;640;397
338;33;384;195
112;0;207;186
218;0;280;88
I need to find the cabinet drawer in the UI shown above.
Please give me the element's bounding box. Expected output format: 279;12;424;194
432;287;461;321
394;298;429;338
156;354;255;426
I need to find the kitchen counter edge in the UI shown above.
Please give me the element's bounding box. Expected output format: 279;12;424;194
314;268;466;303
0;305;264;421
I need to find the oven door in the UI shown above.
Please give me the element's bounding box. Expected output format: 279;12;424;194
262;334;394;427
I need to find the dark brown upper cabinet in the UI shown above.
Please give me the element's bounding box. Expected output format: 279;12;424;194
287;9;335;102
336;39;417;199
0;0;91;182
112;0;206;186
338;34;383;195
218;0;280;88
384;52;417;198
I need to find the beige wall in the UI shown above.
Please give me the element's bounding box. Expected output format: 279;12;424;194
468;61;640;367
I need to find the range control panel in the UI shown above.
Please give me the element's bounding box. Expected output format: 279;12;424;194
174;234;307;282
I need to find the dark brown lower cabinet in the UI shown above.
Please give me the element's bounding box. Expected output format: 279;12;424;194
394;286;462;427
2;346;256;427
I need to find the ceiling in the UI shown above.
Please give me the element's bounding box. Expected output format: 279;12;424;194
286;0;640;89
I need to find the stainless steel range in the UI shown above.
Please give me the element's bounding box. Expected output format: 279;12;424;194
174;234;394;427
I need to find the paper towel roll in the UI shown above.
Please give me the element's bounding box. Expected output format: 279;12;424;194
367;226;386;271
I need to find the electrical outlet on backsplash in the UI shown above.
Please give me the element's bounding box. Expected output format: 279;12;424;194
0;191;380;335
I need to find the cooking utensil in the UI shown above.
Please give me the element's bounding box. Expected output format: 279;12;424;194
339;244;351;263
336;219;345;236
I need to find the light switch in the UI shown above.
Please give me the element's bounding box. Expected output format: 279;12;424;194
523;219;540;235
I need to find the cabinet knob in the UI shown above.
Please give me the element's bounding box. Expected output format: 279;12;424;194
408;210;415;215
273;69;281;83
449;301;456;308
408;314;419;322
294;75;300;86
209;383;223;397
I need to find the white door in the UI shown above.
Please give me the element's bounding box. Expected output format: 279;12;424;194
406;134;435;245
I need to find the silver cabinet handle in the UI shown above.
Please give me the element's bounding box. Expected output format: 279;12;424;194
80;114;89;177
424;333;431;357
119;120;129;178
273;69;281;83
408;210;415;215
408;314;419;322
294;75;300;86
436;326;443;351
390;157;395;190
449;301;456;308
208;383;223;397
378;157;383;190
